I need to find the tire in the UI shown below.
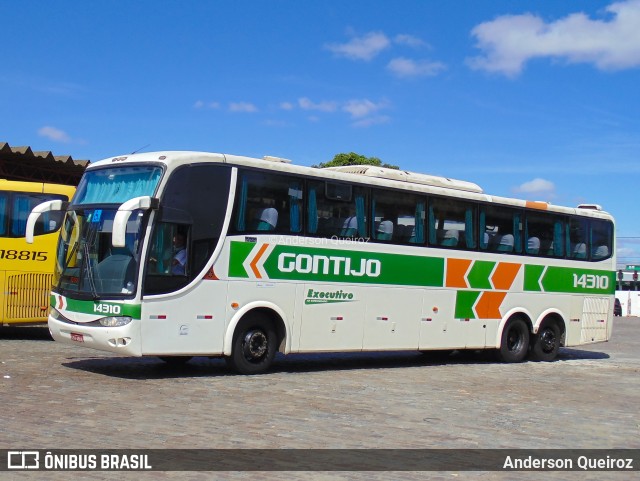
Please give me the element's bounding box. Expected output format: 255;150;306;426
498;318;530;363
530;322;560;361
226;313;277;375
159;356;192;366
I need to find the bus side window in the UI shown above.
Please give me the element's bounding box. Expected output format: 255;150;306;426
429;198;476;250
480;205;521;254
371;188;425;244
8;192;67;237
308;180;367;239
590;219;613;261
0;192;7;236
568;218;589;259
233;172;302;234
525;213;565;258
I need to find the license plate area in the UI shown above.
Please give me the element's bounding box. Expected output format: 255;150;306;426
70;332;84;342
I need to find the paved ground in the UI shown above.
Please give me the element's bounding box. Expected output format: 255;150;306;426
1;317;639;481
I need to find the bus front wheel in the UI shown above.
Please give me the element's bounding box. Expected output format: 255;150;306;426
530;322;560;361
227;313;277;375
498;318;529;363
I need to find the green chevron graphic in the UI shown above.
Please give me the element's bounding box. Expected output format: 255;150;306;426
466;261;495;289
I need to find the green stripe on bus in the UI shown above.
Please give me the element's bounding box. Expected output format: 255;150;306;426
58;297;141;319
524;266;615;294
229;241;445;287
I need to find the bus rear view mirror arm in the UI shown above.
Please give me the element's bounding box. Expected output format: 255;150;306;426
112;196;159;247
25;200;69;244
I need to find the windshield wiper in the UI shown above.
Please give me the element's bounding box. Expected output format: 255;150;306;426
78;219;99;300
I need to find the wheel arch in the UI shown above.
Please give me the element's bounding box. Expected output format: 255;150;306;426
223;301;289;356
494;309;534;349
535;309;567;347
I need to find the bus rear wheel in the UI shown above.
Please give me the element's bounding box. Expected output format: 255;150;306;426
498;318;529;363
227;313;277;375
530;322;560;361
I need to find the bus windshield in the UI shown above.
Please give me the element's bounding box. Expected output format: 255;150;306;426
54;207;148;299
74;165;162;205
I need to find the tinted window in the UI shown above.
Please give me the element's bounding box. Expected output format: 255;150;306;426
372;189;425;244
144;164;231;295
0;191;68;238
479;205;522;254
232;171;303;234
590;219;613;261
524;212;565;257
429;197;476;250
307;180;368;238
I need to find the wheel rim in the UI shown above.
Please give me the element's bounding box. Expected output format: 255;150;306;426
507;326;524;352
242;329;268;362
539;328;556;353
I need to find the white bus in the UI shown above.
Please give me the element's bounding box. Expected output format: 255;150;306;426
27;151;615;374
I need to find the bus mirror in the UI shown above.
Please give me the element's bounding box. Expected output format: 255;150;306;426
25;199;67;244
112;196;159;247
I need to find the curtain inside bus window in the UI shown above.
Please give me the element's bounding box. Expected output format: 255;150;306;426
513;212;522;253
355;195;365;237
236;176;248;231
76;167;162;204
0;193;7;236
465;208;476;249
412;202;425;243
428;205;437;245
11;194;31;236
289;182;302;233
479;210;487;249
553;220;564;256
307;188;318;234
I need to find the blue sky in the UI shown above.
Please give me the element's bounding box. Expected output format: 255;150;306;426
2;0;639;267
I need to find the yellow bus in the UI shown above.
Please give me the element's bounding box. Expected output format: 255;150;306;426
0;179;75;326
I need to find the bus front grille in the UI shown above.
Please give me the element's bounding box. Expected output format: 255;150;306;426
5;273;52;322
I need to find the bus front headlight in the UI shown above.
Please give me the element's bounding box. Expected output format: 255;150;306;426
96;316;133;327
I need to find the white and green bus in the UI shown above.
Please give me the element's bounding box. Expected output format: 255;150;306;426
27;151;615;374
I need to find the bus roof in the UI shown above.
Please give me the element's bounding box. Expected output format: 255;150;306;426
0;178;76;196
86;151;613;221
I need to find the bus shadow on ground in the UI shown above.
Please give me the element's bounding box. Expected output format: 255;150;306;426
60;346;609;380
0;326;52;341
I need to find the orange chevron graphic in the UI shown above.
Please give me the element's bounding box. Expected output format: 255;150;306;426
446;258;472;288
475;291;507;319
250;243;270;279
491;262;521;290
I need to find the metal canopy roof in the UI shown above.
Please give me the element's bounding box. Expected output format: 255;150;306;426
0;141;89;186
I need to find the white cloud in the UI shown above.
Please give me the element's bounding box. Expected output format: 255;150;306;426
513;178;556;199
298;97;338;112
194;100;220;110
342;99;389;118
229;102;258;113
279;102;294;111
394;34;427;48
325;31;390;61
37;126;71;143
387;57;447;78
468;0;640;76
352;116;391;128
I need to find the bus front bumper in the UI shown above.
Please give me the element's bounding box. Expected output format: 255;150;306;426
48;313;142;357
